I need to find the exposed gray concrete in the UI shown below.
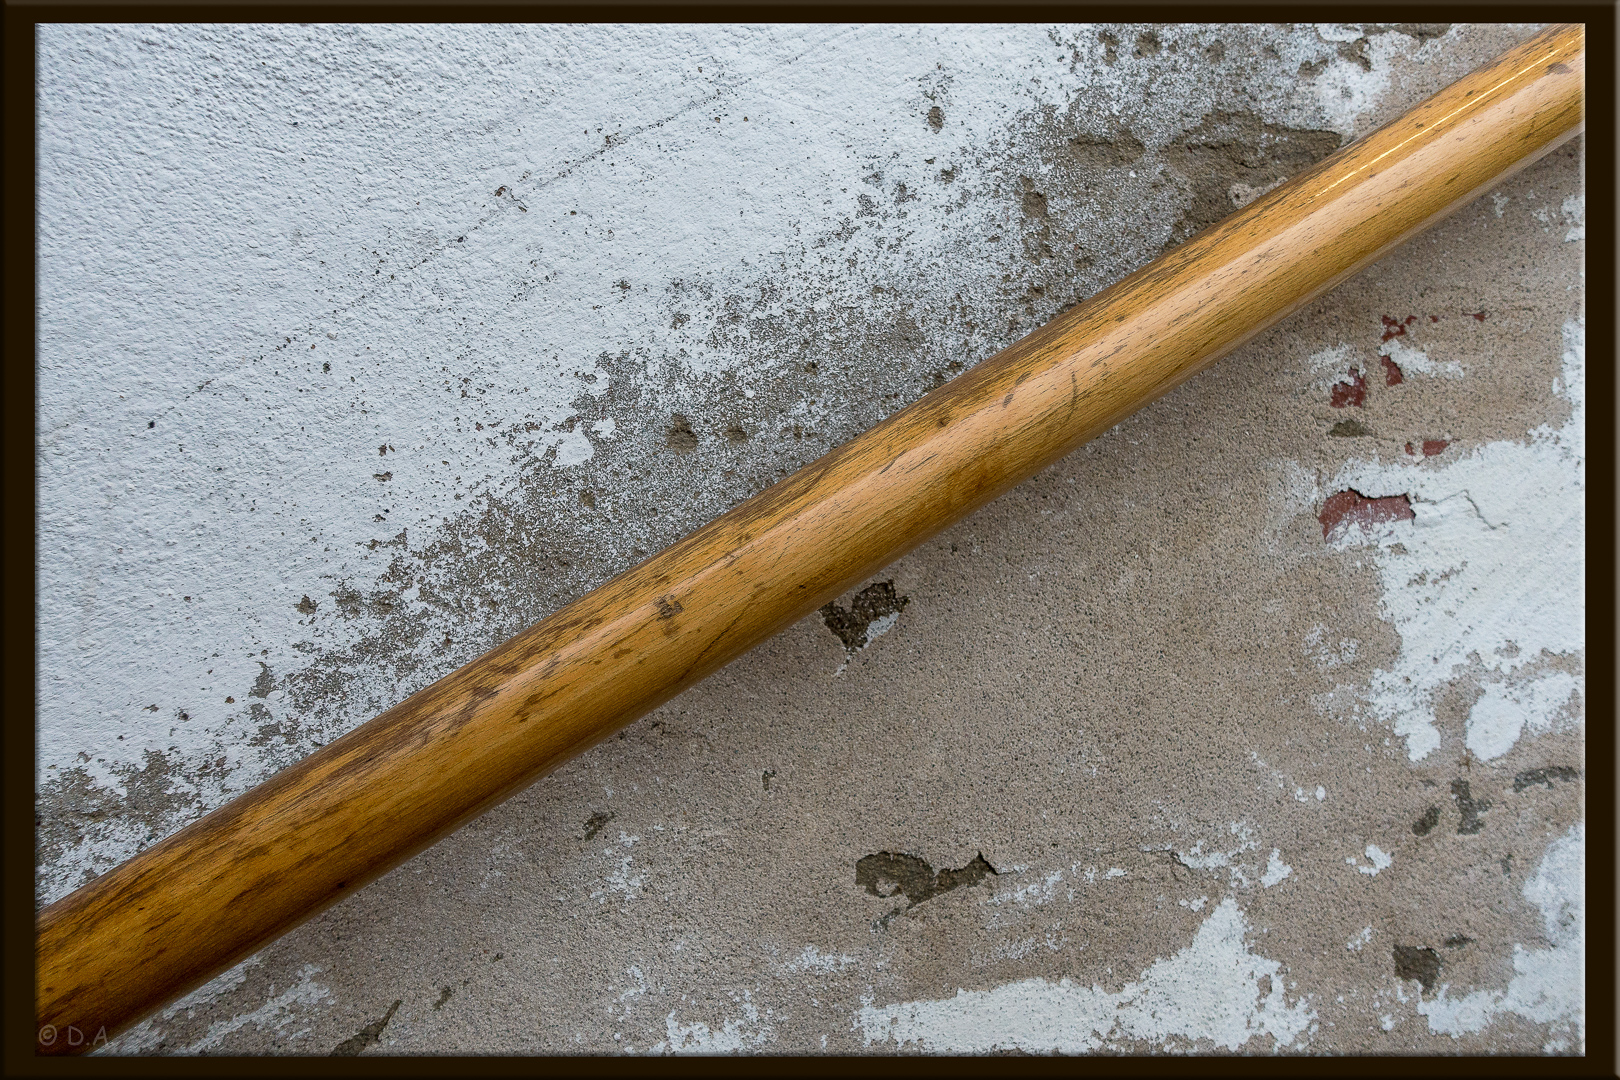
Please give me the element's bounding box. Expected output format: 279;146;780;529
36;23;1583;1055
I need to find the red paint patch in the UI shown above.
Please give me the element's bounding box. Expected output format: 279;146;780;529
1320;489;1415;540
1380;314;1418;342
1421;439;1450;457
1429;314;1439;323
1380;355;1404;386
1330;367;1367;408
1405;442;1416;456
1464;310;1487;322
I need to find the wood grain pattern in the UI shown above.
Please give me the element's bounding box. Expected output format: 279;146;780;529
36;25;1585;1053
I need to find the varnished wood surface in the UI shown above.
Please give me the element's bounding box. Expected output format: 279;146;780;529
36;25;1585;1053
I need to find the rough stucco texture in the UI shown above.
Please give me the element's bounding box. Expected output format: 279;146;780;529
37;23;1584;1056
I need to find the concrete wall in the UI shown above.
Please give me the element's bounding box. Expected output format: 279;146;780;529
37;23;1583;1054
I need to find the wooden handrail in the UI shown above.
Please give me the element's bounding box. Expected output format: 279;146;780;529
36;24;1585;1054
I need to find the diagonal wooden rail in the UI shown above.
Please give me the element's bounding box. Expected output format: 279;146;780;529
37;24;1585;1054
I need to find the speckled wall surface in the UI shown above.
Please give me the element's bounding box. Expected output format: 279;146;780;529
36;23;1583;1055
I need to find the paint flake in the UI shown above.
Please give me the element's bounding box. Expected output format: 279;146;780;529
1349;844;1392;876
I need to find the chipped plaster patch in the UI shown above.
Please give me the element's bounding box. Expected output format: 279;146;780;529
1416;822;1584;1052
1321;318;1584;760
855;898;1314;1053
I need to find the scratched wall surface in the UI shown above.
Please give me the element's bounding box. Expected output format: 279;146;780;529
36;23;1584;1055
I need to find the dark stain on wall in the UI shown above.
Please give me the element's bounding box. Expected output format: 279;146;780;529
1451;779;1492;835
582;810;615;841
1393;945;1441;993
1513;765;1579;793
856;851;998;908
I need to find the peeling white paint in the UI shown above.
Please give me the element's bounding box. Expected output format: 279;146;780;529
861;611;900;645
1417;822;1584;1052
854;898;1314;1053
1305;342;1360;386
617;966;649;1003
1348;844;1392;876
993;868;1066;909
148;964;331;1056
654;992;773;1054
1310;28;1404;135
1261;850;1292;887
1561;194;1584;242
551;426;596;468
1381;337;1463;379
1465;671;1580;761
593;832;645;907
1329;317;1585;760
1347;926;1373;951
1303;624;1359;671
1171;822;1259;887
784;946;857;975
109;955;265;1053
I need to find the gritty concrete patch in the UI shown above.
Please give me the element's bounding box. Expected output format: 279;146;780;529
35;23;1581;1056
